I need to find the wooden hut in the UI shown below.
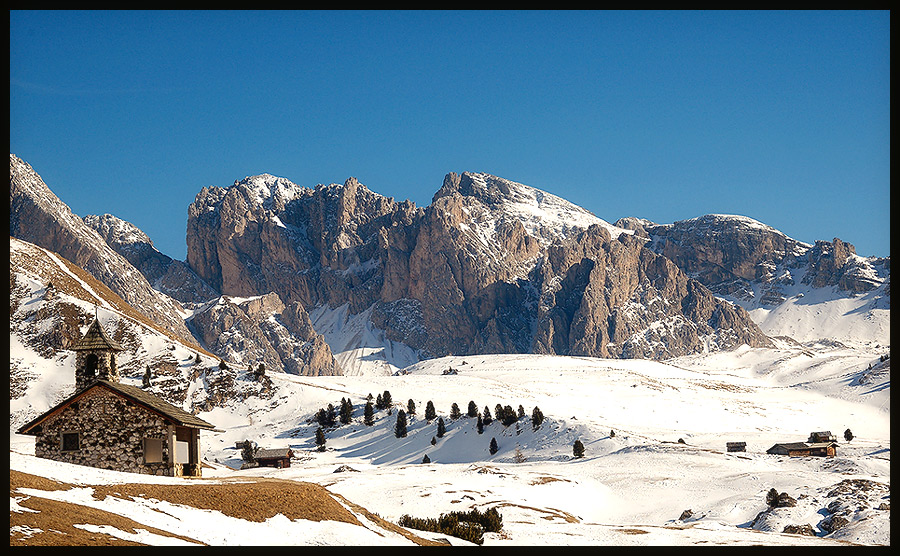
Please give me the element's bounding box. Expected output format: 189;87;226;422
254;448;294;468
726;442;747;452
807;431;837;443
766;442;837;457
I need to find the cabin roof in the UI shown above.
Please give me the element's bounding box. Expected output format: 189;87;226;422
17;380;215;435
255;448;293;459
769;442;811;451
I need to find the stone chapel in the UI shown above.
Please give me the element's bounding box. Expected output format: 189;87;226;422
17;316;217;477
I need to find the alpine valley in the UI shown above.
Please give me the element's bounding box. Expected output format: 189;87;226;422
9;153;890;546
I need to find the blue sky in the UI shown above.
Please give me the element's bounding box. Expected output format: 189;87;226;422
10;10;890;260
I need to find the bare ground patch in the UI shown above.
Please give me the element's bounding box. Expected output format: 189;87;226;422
10;470;441;546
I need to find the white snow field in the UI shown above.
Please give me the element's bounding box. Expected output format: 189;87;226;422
10;347;890;546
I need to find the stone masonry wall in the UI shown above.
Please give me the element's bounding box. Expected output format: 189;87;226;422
34;388;174;476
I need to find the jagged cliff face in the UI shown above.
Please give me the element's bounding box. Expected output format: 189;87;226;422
186;170;773;360
9;154;195;343
188;292;341;377
618;214;889;307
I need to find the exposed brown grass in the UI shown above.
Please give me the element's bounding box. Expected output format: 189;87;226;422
10;470;443;546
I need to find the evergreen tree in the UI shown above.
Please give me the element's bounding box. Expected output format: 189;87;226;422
765;488;779;508
382;390;393;408
239;440;257;462
495;404;504;422
142;365;152;388
476;414;484;434
218;359;229;370
437;417;446;438
376;393;384;410
407;399;417;415
489;437;499;455
255;363;266;379
326;403;337;427
422;454;431;464
364;401;375;426
431;436;437;446
450;402;461;420
467;400;478;417
395;409;408;438
194;353;202;365
425;400;437;421
339;398;353;425
573;439;585;458
609;429;616;438
315;427;326;452
501;405;517;427
532;406;544;430
844;428;854;442
483;406;493;425
517;405;526;419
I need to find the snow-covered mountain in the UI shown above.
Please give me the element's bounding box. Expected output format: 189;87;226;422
618;213;890;346
8;154;890;546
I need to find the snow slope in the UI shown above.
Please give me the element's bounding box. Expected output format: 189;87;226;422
11;348;889;546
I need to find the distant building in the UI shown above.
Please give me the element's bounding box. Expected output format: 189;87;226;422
766;442;837;458
807;431;837;443
726;442;747;452
254;448;294;468
17;317;216;477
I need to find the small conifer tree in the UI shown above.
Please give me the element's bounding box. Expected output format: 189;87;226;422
431;436;437;446
395;409;408;438
532;406;544;430
517;405;526;419
142;365;152;388
450;402;462;419
476;414;484;434
376;393;384;409
483;406;493;425
467;400;478;417
489;437;499;455
382;390;393;408
425;400;437;421
437;417;446;438
364;401;375;426
422;454;431;464
407;399;416;415
339;397;353;425
844;428;854;442
573;439;585;458
239;440;257;462
315;427;326;452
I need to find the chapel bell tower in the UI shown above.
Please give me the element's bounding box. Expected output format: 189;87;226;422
72;316;124;390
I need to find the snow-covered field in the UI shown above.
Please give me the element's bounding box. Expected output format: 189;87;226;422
10;346;890;546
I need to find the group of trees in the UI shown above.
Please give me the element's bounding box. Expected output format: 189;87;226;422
310;391;556;461
398;507;503;545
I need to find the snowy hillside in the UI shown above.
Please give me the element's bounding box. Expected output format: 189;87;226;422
12;349;890;545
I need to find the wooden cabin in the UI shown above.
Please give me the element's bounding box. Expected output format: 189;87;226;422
726;442;747;452
766;442;837;458
16;317;216;477
254;448;294;468
807;431;837;443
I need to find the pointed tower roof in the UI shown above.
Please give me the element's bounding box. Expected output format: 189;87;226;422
71;318;124;352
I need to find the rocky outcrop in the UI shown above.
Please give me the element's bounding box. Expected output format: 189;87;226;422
10;154;195;343
185;170;773;362
622;214;889;305
84;213;219;303
188;292;341;376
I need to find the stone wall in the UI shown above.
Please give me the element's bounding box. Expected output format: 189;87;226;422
34;388;175;476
